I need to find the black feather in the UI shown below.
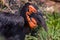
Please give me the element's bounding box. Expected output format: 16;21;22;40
0;12;25;40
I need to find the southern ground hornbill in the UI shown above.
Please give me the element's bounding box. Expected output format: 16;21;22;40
0;2;47;40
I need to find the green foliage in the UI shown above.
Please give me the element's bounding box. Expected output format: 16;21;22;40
46;12;60;40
